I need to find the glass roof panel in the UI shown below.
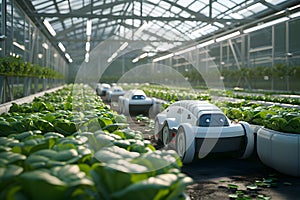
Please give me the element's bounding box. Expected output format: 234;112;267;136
112;4;125;12
213;22;225;28
170;6;181;14
199;5;210;17
150;0;161;4
163;10;176;17
247;2;269;13
141;4;155;16
233;0;249;3
188;1;206;12
56;1;70;14
237;9;253;17
228;12;245;19
179;11;191;18
176;23;191;32
185;21;198;27
213;2;229;13
169;20;181;28
124;19;139;27
36;5;56;13
177;0;194;8
218;0;236;8
70;0;85;10
31;0;49;6
103;8;112;15
63;18;72;27
26;0;297;63
159;1;171;10
150;6;167;17
266;0;287;5
34;1;53;10
93;1;104;6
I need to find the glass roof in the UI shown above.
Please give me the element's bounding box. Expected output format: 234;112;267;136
21;0;299;64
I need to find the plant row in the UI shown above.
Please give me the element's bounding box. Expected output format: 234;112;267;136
0;56;64;79
217;101;300;134
0;84;192;200
208;89;300;106
140;84;300;106
182;64;300;88
141;85;211;102
140;85;300;134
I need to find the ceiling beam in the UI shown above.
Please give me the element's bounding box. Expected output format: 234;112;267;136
28;12;247;24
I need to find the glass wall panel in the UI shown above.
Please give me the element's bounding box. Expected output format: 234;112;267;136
12;4;25;57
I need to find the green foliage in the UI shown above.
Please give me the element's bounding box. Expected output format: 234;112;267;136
0;84;192;199
0;55;64;79
135;84;300;134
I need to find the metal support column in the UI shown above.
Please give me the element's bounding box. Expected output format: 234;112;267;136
229;39;251;89
0;76;5;103
1;0;7;57
285;21;290;91
271;26;275;91
23;77;31;97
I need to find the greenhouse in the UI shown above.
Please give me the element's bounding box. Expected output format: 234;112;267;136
0;0;300;200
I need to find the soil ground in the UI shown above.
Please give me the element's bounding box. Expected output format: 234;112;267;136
109;102;300;200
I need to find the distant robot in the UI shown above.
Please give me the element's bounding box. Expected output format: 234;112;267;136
118;89;161;117
106;86;125;102
96;83;111;96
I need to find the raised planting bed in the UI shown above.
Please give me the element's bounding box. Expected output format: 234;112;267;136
0;86;64;114
0;84;193;200
257;127;300;176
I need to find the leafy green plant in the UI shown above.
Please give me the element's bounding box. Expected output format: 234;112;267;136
0;84;192;199
0;56;64;79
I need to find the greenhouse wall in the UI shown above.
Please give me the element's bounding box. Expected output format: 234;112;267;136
0;0;68;103
156;17;300;92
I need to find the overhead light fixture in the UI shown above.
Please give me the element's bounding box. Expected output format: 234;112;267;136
85;42;90;52
65;53;71;60
132;57;139;63
147;52;156;57
65;53;73;63
13;41;25;51
86;19;92;36
243;17;289;33
111;52;118;59
215;31;241;42
174;46;197;56
119;42;128;51
107;57;113;63
289;4;300;11
58;42;66;52
38;53;43;59
131;52;148;63
42;43;49;49
290;11;300;18
107;52;118;63
139;52;148;59
85;53;90;63
43;19;56;36
107;42;129;63
196;39;215;48
153;53;174;62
